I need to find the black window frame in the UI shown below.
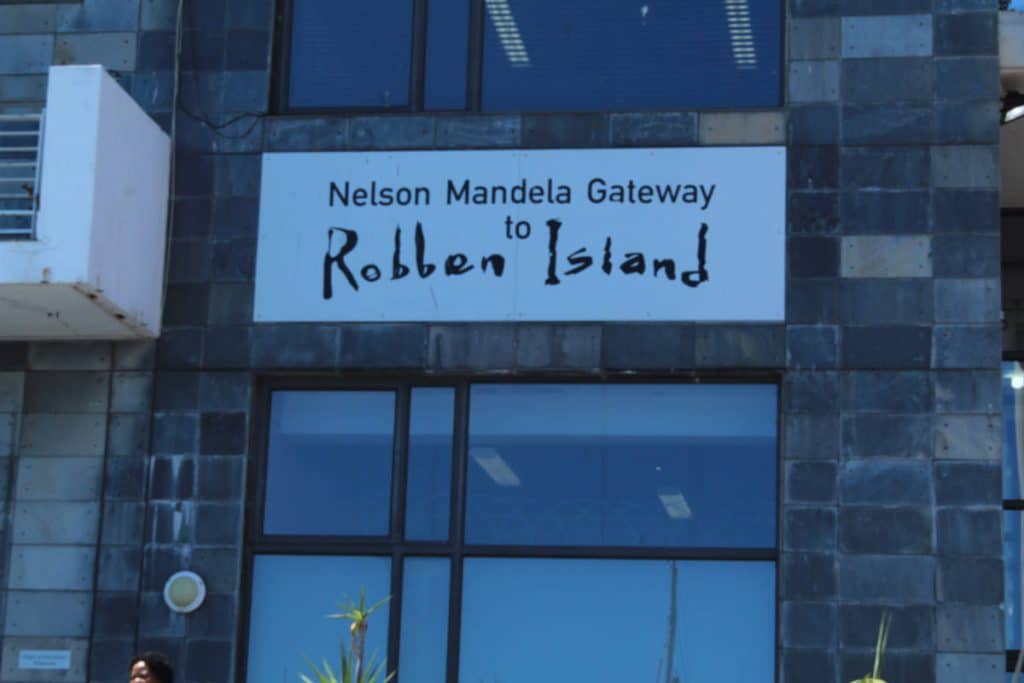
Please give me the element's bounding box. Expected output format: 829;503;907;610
271;0;786;116
238;375;783;683
1006;356;1024;675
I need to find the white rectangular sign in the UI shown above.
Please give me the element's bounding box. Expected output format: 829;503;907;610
255;147;785;322
18;650;71;670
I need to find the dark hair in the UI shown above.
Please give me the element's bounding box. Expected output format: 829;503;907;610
130;652;174;683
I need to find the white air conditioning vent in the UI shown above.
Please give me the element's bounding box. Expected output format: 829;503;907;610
0;112;44;239
0;66;170;340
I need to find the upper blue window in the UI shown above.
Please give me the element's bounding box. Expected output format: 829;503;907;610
281;0;783;112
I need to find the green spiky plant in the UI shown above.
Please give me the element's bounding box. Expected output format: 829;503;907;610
850;612;892;683
301;590;394;683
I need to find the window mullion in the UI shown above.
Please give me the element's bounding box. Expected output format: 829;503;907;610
466;0;484;112
445;382;469;683
410;0;428;111
387;387;410;677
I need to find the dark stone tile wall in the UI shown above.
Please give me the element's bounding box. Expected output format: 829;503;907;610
0;0;1008;682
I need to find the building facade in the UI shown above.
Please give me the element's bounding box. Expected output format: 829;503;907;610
0;0;1009;682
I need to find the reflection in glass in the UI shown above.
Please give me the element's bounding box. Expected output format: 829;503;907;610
247;555;391;683
1006;511;1021;652
264;391;394;536
425;2;470;109
289;0;413;108
405;388;455;541
399;558;450;683
466;384;777;547
1005;361;1024;500
460;557;775;682
1006;361;1024;653
481;1;782;111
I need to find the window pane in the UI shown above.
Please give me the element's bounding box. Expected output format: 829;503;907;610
425;1;470;110
1005;361;1023;499
265;391;394;536
405;388;454;541
247;555;391;683
1008;510;1023;652
481;0;782;112
289;0;413;108
460;557;775;682
466;384;777;547
399;558;450;683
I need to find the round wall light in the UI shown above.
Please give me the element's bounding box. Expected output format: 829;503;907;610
163;571;206;614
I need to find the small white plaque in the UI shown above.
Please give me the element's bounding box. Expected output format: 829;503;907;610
18;650;71;671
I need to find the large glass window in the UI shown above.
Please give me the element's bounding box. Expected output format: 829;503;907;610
279;0;783;112
245;382;777;682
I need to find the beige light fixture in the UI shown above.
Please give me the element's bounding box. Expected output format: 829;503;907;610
163;571;206;614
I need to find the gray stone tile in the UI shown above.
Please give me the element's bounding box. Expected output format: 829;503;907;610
111;372;153;413
840;58;932;105
932;145;998;189
935;279;999;323
840;279;932;324
5;592;92;636
936;654;1002;683
838;506;932;554
57;0;140;31
938;556;1003;604
841;236;931;278
350;116;435;150
695;325;785;368
0;5;56;34
700;112;785;145
782;602;836;648
97;546;142;592
609;112;697;146
436;115;522;148
9;545;96;590
841;15;932;58
933;325;1001;368
935;12;997;57
0;35;53;75
838;555;934;602
0;372;24;411
0;74;47;103
936;604;1002;652
785;414;839;460
20;414;106;457
937;508;1000;557
935;462;1000;505
787;325;838;370
841;325;931;369
839;605;934;649
522;113;607;147
840;460;931;505
784;508;836;552
23;373;110;413
788;61;839;103
934;370;1000;414
337;325;427;369
263;116;348;151
842;370;933;413
782;553;837;600
13;502;100;545
54;33;137;71
790;18;840;60
251;325;339;369
842;414;933;459
15;457;103;501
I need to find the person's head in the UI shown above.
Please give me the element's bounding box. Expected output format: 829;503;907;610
129;652;174;683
